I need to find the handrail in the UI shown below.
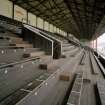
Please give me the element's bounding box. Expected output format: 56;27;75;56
39;31;62;43
0;46;24;49
0;57;40;69
94;54;105;77
23;24;54;56
23;24;54;43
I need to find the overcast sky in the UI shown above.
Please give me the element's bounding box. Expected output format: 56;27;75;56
97;33;105;51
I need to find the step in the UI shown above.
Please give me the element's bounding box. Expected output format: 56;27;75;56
10;37;23;42
16;44;33;48
23;51;45;58
0;37;9;40
67;73;83;105
90;52;99;74
79;51;86;65
1;36;22;41
63;41;69;44
10;40;24;43
30;52;44;57
62;48;78;57
62;43;71;47
4;32;18;37
38;56;56;70
97;80;105;105
62;46;75;52
0;46;24;49
94;55;105;77
83;70;91;83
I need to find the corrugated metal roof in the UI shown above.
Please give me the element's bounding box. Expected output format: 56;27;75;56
10;0;105;40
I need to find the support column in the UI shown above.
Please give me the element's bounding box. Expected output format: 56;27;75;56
67;32;69;38
52;25;54;33
96;39;97;51
93;40;94;49
43;20;45;30
12;2;15;19
48;23;50;32
26;10;28;24
56;27;57;33
91;41;93;48
36;16;37;27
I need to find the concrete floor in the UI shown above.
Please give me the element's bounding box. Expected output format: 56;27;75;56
79;51;104;105
0;43;104;105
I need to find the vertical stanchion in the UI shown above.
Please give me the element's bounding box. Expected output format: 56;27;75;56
26;10;28;24
12;2;14;19
96;39;97;51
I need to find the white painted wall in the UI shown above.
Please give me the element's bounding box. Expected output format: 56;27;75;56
0;0;12;18
53;26;57;33
28;12;36;27
37;17;43;29
56;28;59;34
49;24;53;32
14;5;27;23
61;30;63;35
44;21;49;31
64;32;67;36
59;29;62;35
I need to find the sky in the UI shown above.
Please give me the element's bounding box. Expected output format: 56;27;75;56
97;33;105;52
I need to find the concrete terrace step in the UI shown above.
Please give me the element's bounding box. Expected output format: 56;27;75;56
0;46;24;49
0;48;40;54
67;72;83;105
1;32;18;37
0;72;51;105
90;52;99;74
0;57;40;69
0;48;41;63
13;49;83;105
23;51;45;58
62;46;75;52
40;81;70;105
62;43;72;47
10;40;27;44
62;48;79;57
0;35;29;45
39;59;59;70
0;58;45;103
97;80;105;105
94;54;105;77
63;41;69;44
10;37;23;42
30;51;44;57
7;38;31;45
0;36;23;42
16;44;33;48
0;79;42;105
82;52;91;83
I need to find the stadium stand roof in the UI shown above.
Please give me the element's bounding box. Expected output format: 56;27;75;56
10;0;105;40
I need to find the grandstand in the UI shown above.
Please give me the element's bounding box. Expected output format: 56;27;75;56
0;0;105;105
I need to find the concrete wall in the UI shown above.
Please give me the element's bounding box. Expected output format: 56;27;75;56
0;0;13;18
14;5;27;23
28;12;36;27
